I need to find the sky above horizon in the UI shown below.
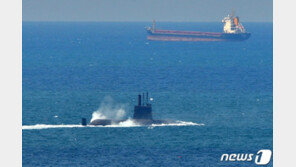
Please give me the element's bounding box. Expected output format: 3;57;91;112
23;0;273;22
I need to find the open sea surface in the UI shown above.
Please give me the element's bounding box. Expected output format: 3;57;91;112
23;22;273;166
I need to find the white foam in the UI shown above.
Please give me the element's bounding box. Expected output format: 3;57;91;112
116;118;140;127
22;121;204;130
22;124;84;130
151;121;204;127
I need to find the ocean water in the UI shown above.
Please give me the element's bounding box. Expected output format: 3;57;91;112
22;22;273;166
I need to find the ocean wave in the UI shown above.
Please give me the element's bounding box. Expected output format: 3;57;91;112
22;121;204;130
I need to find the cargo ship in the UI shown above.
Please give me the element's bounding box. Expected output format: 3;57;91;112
146;13;251;41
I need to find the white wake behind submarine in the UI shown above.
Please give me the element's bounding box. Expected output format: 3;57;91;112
82;93;176;126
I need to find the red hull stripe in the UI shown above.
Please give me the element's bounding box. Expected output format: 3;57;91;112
154;29;222;36
147;36;224;42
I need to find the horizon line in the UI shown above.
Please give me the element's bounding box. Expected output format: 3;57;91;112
22;20;273;23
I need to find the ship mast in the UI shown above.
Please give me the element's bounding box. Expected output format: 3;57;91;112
231;9;235;18
153;19;156;32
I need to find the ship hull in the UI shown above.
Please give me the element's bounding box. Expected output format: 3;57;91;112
147;29;251;41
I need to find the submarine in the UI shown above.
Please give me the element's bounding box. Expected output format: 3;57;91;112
82;93;172;126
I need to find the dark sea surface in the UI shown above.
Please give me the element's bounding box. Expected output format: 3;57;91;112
22;22;273;166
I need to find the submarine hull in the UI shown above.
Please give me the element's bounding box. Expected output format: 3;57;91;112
89;119;124;126
89;119;170;126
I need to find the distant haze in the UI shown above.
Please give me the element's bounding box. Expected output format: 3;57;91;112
23;0;272;22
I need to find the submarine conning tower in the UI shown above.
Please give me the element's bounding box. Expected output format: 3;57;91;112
133;92;152;120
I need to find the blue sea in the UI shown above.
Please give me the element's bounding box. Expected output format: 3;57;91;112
22;22;273;166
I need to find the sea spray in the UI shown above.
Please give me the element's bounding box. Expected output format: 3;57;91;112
117;118;140;127
91;96;128;122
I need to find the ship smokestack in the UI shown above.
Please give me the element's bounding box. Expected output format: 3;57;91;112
138;94;141;106
153;20;155;32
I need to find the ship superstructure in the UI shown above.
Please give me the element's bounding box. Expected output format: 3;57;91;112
222;13;246;34
133;93;153;120
146;12;251;41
